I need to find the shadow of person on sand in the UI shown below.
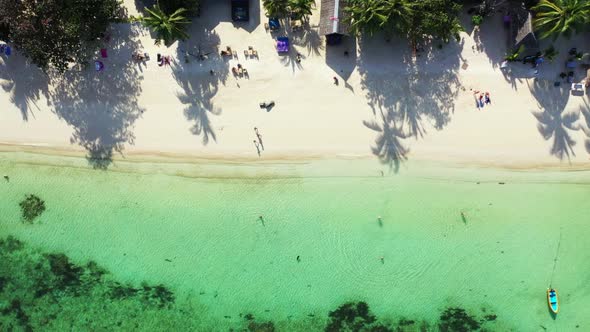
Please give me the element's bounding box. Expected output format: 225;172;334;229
50;24;145;170
358;34;462;171
0;54;51;121
528;79;581;162
173;26;227;146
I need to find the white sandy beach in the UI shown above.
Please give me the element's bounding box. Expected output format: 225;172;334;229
1;0;590;169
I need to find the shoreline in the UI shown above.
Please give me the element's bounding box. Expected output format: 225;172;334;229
0;142;590;176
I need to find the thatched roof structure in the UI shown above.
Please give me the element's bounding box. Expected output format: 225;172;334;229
319;0;349;37
509;3;539;53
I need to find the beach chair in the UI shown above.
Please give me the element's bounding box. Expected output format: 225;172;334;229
269;18;280;31
95;60;104;71
276;37;289;53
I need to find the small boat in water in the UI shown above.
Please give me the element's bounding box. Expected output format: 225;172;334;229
547;288;559;314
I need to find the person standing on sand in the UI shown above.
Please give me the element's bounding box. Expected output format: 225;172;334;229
333;77;339;85
254;140;261;156
254;127;264;150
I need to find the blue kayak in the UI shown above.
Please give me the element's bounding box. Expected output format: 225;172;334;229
547;288;559;314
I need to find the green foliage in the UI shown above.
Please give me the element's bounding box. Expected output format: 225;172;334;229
543;45;559;61
575;52;589;60
159;0;201;16
142;5;191;45
532;0;590;39
19;194;46;223
404;0;464;44
506;44;526;61
472;14;484;25
289;0;316;21
345;0;463;44
263;0;289;17
0;0;122;73
345;0;414;36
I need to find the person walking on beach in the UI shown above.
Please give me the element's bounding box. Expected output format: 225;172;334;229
254;140;261;156
333;76;339;85
254;127;264;150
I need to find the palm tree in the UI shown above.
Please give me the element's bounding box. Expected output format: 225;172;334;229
345;0;390;36
263;0;289;18
289;0;315;21
143;5;190;45
532;0;590;39
345;0;413;36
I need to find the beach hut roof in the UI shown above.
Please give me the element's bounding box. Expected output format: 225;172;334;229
509;4;539;52
319;0;350;36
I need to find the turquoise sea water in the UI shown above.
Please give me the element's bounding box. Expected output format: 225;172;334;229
1;151;590;331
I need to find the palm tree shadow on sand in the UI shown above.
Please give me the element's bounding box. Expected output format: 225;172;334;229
528;79;580;162
0;55;51;121
50;24;145;169
357;35;463;172
363;110;409;173
172;27;226;146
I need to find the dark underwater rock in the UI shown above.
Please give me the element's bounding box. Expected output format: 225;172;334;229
326;301;391;332
0;236;24;253
439;307;480;332
247;320;275;332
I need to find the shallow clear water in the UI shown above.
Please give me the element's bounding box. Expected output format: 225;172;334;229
1;152;589;331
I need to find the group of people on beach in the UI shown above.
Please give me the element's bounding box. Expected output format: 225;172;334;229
253;127;264;156
473;90;492;109
232;63;248;78
157;54;171;67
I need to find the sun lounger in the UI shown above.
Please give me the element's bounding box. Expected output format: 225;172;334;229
269;18;280;31
0;44;10;56
276;37;289;53
571;83;584;92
